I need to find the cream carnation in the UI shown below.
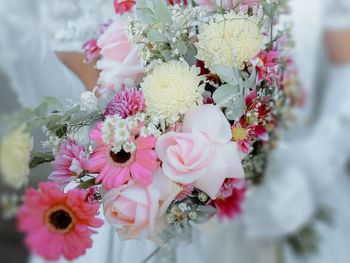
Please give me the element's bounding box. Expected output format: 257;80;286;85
196;13;264;70
0;126;33;189
141;61;204;123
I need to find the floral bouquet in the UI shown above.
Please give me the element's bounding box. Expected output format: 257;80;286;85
0;0;302;261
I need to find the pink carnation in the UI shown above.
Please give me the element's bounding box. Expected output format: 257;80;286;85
104;87;145;118
17;182;103;261
212;179;246;220
87;123;158;190
49;140;88;186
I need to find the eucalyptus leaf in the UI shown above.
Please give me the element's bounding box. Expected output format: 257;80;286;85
42;96;61;107
147;29;165;42
136;0;156;24
152;0;172;24
195;205;216;224
43;114;64;130
183;44;197;66
33;101;49;118
225;95;245;121
172;40;188;55
213;84;240;108
64;105;81;118
211;64;240;85
242;67;257;91
160;49;172;60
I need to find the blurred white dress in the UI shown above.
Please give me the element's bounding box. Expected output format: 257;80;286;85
241;1;350;263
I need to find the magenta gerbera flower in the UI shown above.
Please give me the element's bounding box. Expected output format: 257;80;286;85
86;122;158;190
17;182;103;261
104;87;145;118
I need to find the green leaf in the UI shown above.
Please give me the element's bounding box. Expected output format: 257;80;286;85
33;101;49;118
211;65;240;85
42;96;61;107
225;94;245;121
29;152;55;169
183;44;197;66
242;67;257;90
64;105;81;118
212;84;240;108
77;178;97;189
147;29;165;42
152;0;172;24
55;124;67;138
195;205;216;224
43;114;64;130
136;0;156;24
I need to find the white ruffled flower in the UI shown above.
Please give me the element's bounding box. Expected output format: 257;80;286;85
141;61;204;123
196;13;264;70
0;126;33;189
102;115;130;151
80;91;98;111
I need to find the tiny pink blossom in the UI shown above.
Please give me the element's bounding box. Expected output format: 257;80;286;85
49;140;88;186
104;87;145;119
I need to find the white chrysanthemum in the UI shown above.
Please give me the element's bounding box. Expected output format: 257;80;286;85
141;61;204;123
0;126;33;189
196;13;264;70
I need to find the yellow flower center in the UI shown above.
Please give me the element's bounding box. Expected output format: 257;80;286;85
232;127;247;141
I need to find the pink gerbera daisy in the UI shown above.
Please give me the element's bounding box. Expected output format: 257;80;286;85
17;182;103;261
87;122;158;190
49;140;88;186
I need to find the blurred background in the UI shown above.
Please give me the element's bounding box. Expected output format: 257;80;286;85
0;0;350;262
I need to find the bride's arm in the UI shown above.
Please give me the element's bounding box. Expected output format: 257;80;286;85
57;52;99;92
325;30;350;65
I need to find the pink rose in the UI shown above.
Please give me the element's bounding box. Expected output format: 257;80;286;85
156;104;245;199
97;17;144;89
103;169;180;240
